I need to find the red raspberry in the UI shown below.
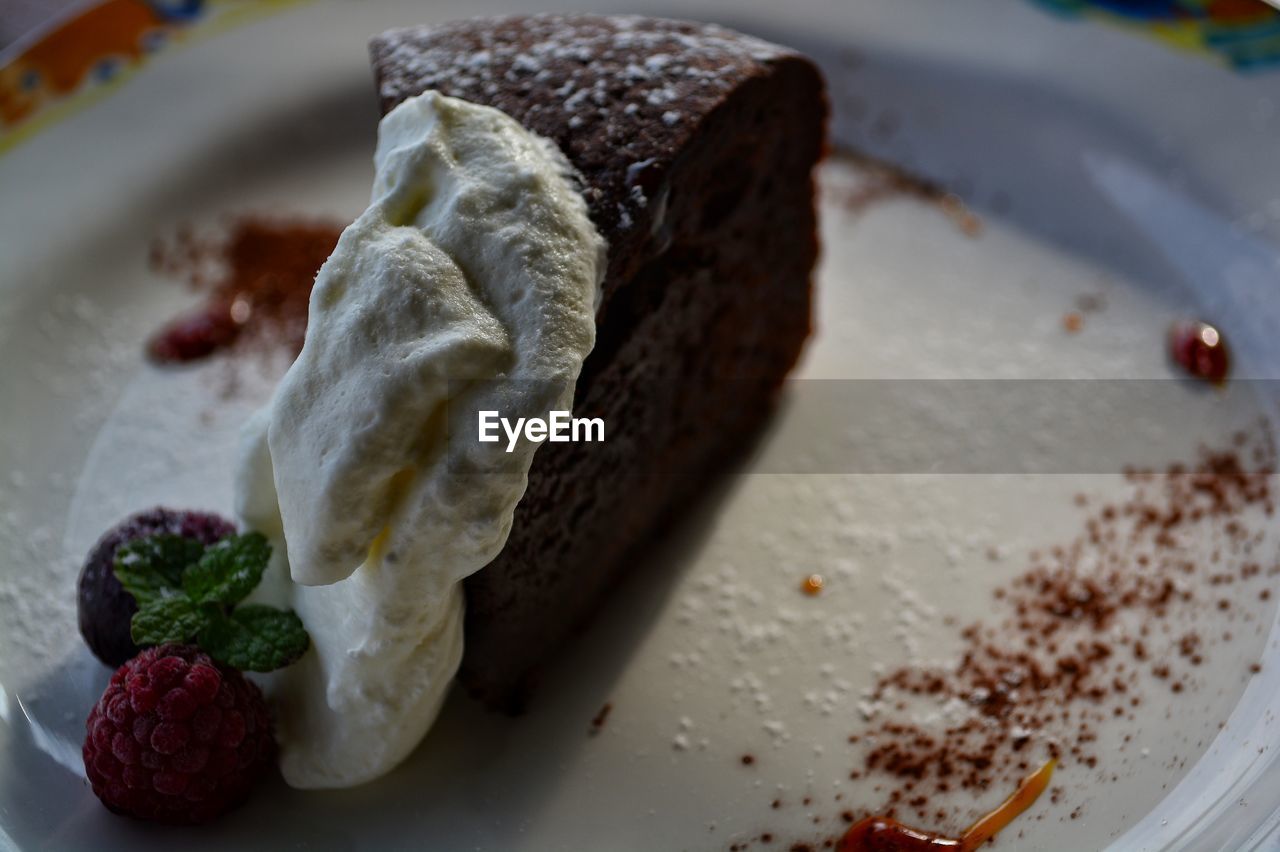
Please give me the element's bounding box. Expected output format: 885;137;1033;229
83;644;273;824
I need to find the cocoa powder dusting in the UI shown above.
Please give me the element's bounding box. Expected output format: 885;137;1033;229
746;429;1277;850
825;151;982;237
146;216;344;365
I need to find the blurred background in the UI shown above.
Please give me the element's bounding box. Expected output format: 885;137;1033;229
1;0;74;49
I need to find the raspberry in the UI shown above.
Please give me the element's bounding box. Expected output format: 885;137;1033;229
77;508;236;666
83;645;273;824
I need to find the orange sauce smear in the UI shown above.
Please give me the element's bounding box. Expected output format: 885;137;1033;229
838;759;1056;852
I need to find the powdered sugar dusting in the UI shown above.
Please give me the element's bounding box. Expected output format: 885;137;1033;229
0;293;135;676
375;16;788;105
372;14;799;240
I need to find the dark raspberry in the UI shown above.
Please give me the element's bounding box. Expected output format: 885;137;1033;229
83;645;273;824
147;304;243;364
77;508;236;666
1169;319;1230;386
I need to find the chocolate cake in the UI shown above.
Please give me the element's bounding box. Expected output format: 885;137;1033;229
370;15;827;709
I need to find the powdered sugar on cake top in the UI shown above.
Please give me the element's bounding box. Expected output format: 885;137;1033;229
374;15;788;105
371;15;800;240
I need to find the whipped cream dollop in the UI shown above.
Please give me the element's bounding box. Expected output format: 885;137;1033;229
235;91;604;788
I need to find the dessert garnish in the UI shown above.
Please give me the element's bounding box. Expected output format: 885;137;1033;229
146;216;342;365
838;759;1055;852
235;89;603;789
1169;319;1230;385
79;513;310;823
78;508;236;666
112;530;308;671
82;644;274;824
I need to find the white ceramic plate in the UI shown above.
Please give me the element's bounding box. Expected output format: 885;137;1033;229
4;1;1280;849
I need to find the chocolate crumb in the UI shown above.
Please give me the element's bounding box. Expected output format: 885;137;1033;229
588;701;613;735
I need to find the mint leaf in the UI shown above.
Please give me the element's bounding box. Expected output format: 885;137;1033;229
182;533;270;607
114;535;205;607
131;597;210;646
111;525;306;671
198;605;309;672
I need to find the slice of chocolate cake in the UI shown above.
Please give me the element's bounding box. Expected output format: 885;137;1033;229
370;15;828;710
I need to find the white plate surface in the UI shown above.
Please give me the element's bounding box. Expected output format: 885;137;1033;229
3;1;1280;850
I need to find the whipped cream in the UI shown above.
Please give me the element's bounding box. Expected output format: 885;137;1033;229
235;91;604;788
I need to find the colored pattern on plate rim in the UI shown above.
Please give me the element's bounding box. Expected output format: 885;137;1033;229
0;0;313;155
2;0;1276;159
1031;0;1280;69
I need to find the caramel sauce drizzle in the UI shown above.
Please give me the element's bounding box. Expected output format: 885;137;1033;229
838;759;1056;852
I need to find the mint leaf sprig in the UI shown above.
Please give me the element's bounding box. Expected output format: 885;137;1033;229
113;532;309;672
